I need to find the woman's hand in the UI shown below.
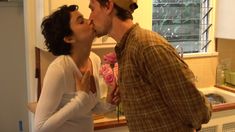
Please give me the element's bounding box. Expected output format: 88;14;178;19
74;71;91;94
106;85;120;105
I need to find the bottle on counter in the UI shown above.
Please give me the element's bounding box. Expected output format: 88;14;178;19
216;64;225;85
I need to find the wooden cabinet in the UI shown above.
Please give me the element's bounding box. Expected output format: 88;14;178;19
35;0;152;50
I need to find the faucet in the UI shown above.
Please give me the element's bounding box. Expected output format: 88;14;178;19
175;44;184;58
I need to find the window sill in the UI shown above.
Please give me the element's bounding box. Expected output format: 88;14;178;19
183;52;218;59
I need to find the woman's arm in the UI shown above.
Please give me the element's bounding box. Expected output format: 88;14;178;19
34;64;92;132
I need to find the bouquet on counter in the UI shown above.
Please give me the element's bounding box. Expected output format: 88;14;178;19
99;52;122;121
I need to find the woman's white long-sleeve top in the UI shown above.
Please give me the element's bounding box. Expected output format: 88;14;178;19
34;52;114;132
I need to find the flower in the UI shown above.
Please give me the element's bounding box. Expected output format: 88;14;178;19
100;64;116;88
103;52;117;67
100;52;122;121
100;52;118;89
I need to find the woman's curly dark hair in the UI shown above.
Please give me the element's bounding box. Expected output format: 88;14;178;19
41;5;78;56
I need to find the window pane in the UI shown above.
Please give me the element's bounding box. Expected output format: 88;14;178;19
152;0;211;53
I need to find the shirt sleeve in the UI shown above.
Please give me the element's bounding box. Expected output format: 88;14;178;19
34;64;92;132
92;100;116;114
91;82;116;114
142;45;212;129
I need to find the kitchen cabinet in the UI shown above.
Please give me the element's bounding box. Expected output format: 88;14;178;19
35;0;152;50
215;0;235;40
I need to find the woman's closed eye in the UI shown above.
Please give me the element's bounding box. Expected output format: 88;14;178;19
76;15;85;24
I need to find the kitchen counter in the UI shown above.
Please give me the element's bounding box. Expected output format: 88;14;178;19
215;85;235;93
93;86;235;130
28;86;235;131
94;115;126;130
213;85;235;112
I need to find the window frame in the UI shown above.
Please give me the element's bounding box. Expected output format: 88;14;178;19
152;0;216;56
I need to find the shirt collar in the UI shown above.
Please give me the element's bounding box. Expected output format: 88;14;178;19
115;23;139;60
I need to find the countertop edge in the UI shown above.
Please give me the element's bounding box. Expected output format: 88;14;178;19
94;119;127;130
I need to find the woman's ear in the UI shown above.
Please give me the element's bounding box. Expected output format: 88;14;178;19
63;36;75;44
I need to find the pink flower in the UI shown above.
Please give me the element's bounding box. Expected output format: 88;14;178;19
103;71;116;88
100;52;121;119
100;64;112;76
103;52;117;66
100;52;118;89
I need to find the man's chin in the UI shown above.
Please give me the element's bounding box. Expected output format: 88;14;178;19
94;31;108;38
95;34;105;38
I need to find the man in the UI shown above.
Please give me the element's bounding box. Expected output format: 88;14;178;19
89;0;212;131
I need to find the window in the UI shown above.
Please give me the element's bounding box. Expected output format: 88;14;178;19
152;0;212;53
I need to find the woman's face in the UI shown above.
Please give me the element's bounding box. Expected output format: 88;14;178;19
69;10;95;45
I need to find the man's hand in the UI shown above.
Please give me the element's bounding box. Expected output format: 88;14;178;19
74;71;91;94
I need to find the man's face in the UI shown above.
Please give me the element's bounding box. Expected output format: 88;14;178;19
89;0;112;37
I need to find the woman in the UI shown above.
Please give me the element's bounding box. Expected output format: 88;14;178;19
34;5;118;132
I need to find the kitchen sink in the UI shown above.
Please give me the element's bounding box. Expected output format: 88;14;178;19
199;87;235;132
198;87;235;104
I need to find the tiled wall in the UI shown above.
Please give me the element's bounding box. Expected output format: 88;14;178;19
217;38;235;71
184;56;218;88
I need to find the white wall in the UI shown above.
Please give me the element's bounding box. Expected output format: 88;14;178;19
215;0;235;40
0;1;29;132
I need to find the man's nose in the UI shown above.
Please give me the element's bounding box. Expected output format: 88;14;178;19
88;14;92;20
85;19;92;25
86;19;94;26
88;14;94;23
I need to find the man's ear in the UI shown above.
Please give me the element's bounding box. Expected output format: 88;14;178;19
63;36;75;44
106;0;114;14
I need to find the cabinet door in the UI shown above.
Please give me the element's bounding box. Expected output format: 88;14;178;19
216;0;235;39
